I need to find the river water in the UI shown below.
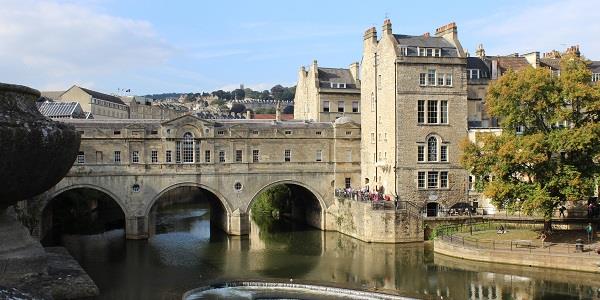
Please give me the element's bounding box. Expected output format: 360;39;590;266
56;202;600;300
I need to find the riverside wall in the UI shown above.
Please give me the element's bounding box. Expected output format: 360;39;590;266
325;197;423;243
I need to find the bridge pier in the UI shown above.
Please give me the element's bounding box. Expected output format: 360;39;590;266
125;215;148;239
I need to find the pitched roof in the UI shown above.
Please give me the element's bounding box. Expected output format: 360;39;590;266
78;86;126;105
317;68;358;89
590;61;600;73
466;57;490;78
393;34;459;57
36;101;86;119
496;57;530;73
539;58;561;70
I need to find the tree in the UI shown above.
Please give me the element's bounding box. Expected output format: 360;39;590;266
230;103;246;114
233;88;245;100
281;86;296;101
271;85;285;100
260;90;271;100
461;54;600;222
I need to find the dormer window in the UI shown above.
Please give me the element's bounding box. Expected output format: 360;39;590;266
592;73;600;82
467;69;480;79
418;47;441;57
330;82;346;88
399;46;408;56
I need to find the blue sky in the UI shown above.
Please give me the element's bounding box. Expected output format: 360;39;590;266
1;0;599;95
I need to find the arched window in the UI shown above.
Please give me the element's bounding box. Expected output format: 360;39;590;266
427;136;437;161
182;132;194;163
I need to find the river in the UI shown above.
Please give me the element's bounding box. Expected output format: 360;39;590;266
53;202;600;300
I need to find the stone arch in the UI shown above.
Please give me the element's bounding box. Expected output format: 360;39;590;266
43;183;127;216
144;182;232;217
245;179;327;214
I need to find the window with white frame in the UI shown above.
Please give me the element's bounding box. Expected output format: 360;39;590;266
182;132;194;163
77;151;85;164
338;101;344;112
235;150;243;162
417;145;425;162
427;136;437;161
132;151;139;163
592;73;600;82
419;73;426;86
352;101;359;113
441;145;448;162
218;150;225;163
468;175;475;191
151;150;158;163
467;69;480;79
114;151;121;163
323;101;330;112
166;150;172;163
418;48;426;56
316;150;322;162
440;171;448;188
399;46;408;56
427;172;438;189
417;172;426;189
427;69;436;85
419;100;448;124
284;149;291;162
252;149;259;162
445;73;453;86
175;141;181;163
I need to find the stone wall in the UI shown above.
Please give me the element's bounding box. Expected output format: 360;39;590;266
326;197;423;243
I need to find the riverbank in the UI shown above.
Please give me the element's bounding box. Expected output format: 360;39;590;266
434;235;600;273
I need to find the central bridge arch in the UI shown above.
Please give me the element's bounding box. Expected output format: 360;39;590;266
247;180;326;230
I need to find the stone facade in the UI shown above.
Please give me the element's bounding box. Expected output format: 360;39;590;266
124;96;188;120
60;85;129;119
360;20;469;213
294;60;361;123
36;115;361;239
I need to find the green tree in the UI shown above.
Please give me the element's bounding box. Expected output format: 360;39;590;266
283;105;294;114
271;85;285;100
461;54;600;221
230;103;246;113
233;88;245;100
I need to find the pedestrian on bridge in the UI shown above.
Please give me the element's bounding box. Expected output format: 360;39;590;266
586;223;593;243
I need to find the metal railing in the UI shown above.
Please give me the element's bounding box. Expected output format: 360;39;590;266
436;222;599;255
334;188;420;214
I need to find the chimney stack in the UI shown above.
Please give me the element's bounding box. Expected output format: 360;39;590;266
475;44;486;58
434;22;465;57
382;19;392;35
275;101;282;121
363;27;377;41
349;62;359;82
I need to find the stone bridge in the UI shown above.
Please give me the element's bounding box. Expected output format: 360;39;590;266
33;116;362;239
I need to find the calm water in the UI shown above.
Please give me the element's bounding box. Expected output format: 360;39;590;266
57;202;600;300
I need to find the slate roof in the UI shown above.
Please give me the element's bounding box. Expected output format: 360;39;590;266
496;57;530;73
317;68;358;89
466;57;490;78
393;34;459;57
539;58;561;70
36;101;86;119
590;61;600;73
79;86;126;105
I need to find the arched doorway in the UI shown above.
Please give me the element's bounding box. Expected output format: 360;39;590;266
426;202;439;217
41;187;126;246
147;185;229;239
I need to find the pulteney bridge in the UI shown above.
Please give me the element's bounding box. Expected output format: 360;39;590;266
34;115;361;239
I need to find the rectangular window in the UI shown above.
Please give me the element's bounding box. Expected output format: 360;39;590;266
400;46;408;56
252;149;259;162
437;75;444;86
345;177;351;189
217;130;225;135
440;171;448;188
352;101;359;113
427;100;438;123
176;141;181;163
427;48;433;56
284;149;291;162
370;132;375;144
427;171;438;189
114;151;121;163
338;101;344;113
166;150;172;163
323;101;330;112
284;130;292;135
205;150;211;163
315;131;322;135
418;48;426;56
427;69;436;86
113;130;121;135
435;48;441;57
418;172;425;189
252;130;259;135
417;145;424;162
151;150;158;163
468;175;474;191
77;151;85;164
132;151;139;164
445;73;453;86
218;150;225;163
417;100;425;124
419;73;426;86
468;69;480;79
440;100;448;124
440;145;448;162
195;141;200;163
235;150;243;162
592;73;600;82
316;150;323;162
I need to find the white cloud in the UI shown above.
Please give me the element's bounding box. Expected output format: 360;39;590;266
0;0;172;90
465;0;600;59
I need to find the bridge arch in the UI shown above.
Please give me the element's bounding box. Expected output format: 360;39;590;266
145;182;233;217
43;183;128;215
247;179;326;230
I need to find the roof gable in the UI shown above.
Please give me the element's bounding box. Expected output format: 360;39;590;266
78;86;126;105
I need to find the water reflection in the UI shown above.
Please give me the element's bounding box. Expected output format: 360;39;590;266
56;202;600;300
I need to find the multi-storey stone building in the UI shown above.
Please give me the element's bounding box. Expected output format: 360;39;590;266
294;60;361;123
360;20;469;215
60;85;129;119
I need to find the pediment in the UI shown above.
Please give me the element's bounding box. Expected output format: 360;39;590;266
161;114;217;128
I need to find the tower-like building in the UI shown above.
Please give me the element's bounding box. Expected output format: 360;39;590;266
360;20;468;213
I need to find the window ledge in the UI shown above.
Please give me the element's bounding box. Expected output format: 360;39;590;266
417;123;450;126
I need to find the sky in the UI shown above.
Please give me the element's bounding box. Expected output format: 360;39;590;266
1;0;599;95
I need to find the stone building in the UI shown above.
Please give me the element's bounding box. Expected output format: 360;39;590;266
123;96;189;120
360;20;469;214
294;60;361;123
59;85;129;119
